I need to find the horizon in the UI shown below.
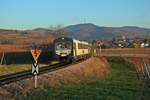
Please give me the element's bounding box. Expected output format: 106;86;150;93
0;0;150;29
1;23;150;30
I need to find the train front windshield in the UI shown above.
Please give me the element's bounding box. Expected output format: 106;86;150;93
55;41;72;51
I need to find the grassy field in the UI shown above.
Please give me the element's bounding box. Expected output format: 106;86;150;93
0;64;48;76
16;58;150;100
0;64;31;76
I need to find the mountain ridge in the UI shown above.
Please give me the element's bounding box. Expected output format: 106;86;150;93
0;23;150;41
64;23;150;40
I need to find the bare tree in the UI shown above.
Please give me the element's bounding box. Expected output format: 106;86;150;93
49;25;68;38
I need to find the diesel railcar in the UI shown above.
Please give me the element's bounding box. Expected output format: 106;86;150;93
53;37;91;62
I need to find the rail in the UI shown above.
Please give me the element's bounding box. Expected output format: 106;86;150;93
0;59;84;86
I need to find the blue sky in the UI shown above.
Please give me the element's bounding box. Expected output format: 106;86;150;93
0;0;150;29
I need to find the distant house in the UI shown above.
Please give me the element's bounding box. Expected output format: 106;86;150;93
141;43;149;48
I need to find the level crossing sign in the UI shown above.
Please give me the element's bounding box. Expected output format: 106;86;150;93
32;63;39;75
30;49;42;88
30;49;41;75
31;49;41;61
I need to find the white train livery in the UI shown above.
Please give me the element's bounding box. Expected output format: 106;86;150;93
53;37;91;62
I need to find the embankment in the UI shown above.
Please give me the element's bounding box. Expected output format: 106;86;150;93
0;57;110;100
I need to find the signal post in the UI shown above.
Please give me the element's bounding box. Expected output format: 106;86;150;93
31;49;41;88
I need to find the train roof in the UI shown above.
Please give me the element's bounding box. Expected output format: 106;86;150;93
73;39;89;45
54;37;89;45
54;37;72;41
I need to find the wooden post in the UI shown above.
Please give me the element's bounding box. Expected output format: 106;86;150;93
144;62;150;79
35;75;38;88
1;52;5;65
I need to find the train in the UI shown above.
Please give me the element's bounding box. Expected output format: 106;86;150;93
53;37;91;62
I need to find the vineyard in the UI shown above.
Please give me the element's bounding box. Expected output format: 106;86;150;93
102;48;150;54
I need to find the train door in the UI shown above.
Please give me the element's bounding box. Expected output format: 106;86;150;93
73;43;77;56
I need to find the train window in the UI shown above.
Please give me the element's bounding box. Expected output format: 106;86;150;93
78;43;81;49
78;43;88;49
55;41;72;50
73;43;76;49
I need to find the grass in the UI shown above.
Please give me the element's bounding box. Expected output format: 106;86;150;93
0;64;48;76
0;64;31;76
16;58;150;100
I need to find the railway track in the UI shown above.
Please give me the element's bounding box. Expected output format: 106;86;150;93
0;59;84;86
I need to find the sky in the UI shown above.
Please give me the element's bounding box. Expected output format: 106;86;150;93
0;0;150;30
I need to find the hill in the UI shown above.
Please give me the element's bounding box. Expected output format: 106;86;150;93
31;28;53;36
64;23;150;41
0;23;150;43
0;29;54;52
